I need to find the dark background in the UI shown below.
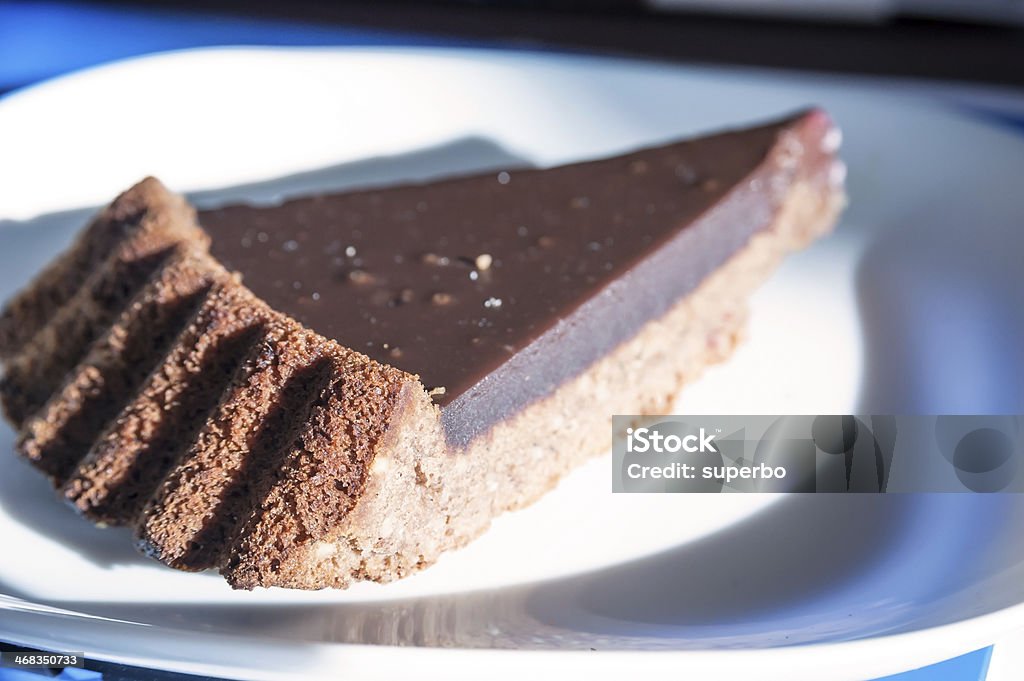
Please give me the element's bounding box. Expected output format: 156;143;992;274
1;0;1023;98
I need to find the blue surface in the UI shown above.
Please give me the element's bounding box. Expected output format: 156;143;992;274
873;648;993;681
0;1;478;93
0;670;102;681
957;103;1024;136
0;671;43;681
0;3;1007;680
56;669;102;680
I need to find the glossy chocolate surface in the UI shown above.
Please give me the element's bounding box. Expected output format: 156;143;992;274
200;110;834;445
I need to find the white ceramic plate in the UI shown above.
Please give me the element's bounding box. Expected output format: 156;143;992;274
1;47;1023;681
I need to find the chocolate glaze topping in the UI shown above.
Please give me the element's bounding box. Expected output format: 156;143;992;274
200;110;836;446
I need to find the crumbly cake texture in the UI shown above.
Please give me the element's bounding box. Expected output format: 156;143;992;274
0;178;204;358
0;180;209;424
0;112;844;589
18;245;220;484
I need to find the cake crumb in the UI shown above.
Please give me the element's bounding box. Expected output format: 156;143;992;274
348;269;374;285
421;253;451;266
675;163;698;184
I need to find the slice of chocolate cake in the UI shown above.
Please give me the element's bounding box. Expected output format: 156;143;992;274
0;109;845;589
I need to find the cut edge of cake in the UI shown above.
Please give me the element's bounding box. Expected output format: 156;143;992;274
0;110;845;589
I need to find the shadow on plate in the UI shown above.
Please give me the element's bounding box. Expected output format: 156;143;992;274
0;426;149;568
187;136;531;210
11;493;1021;650
854;168;1024;415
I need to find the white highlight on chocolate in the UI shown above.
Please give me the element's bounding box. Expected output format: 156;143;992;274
829;159;848;188
822;126;843;154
